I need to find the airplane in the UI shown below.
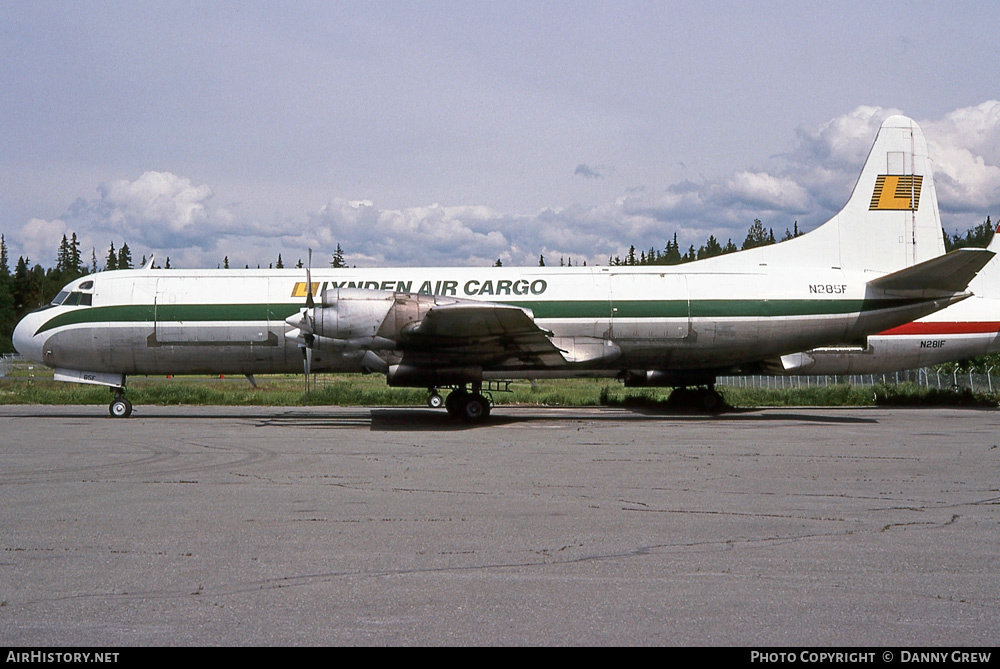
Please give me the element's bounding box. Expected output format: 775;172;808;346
768;226;1000;376
12;115;995;421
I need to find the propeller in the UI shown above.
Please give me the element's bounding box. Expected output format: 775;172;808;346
285;249;317;393
304;249;316;391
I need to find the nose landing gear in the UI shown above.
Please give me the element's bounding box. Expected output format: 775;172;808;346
109;387;133;418
427;389;444;408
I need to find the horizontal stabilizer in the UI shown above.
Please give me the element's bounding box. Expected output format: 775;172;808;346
868;247;995;294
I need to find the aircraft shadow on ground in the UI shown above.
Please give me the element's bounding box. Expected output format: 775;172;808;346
366;406;880;430
0;406;879;427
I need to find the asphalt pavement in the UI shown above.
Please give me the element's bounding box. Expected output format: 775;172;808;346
1;405;998;645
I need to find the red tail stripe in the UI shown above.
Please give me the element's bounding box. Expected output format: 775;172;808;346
878;322;1000;336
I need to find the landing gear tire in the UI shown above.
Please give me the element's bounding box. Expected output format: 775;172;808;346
445;389;468;417
667;386;724;413
427;392;444;409
461;393;491;422
109;397;133;418
699;388;722;413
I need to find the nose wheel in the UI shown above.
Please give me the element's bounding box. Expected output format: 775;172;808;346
427;389;444;408
109;387;132;418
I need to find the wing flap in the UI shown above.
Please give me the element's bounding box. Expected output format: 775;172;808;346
401;302;567;367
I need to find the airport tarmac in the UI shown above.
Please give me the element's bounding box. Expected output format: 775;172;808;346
1;404;998;646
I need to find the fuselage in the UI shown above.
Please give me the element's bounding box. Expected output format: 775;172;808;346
13;263;964;383
777;291;1000;375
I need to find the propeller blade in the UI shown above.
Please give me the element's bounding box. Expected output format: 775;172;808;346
297;248;316;394
301;345;313;393
305;248;314;310
301;345;313;376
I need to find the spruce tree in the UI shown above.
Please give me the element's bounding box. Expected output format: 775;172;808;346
331;244;346;268
742;219;771;250
698;235;723;260
0;234;9;277
69;233;82;274
56;235;70;273
117;243;132;269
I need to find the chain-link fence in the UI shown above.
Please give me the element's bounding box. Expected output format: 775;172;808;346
1;352;995;394
0;353;18;378
718;368;998;394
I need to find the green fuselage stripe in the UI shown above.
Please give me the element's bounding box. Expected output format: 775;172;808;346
33;298;932;335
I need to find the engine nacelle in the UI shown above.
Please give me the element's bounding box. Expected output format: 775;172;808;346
286;288;467;355
387;363;483;387
313;288;396;340
311;334;397;351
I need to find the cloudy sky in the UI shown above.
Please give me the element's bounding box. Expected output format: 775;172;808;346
2;1;998;270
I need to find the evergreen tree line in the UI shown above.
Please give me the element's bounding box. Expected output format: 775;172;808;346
603;219;798;267
0;236;153;351
0;233;313;350
542;216;993;269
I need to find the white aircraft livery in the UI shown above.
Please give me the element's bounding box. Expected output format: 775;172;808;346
773;226;1000;376
12;115;994;420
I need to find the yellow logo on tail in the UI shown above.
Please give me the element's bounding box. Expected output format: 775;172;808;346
870;175;922;211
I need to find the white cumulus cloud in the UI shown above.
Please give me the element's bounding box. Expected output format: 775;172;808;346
8;103;999;270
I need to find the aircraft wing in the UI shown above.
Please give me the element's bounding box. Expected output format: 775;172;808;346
398;302;568;368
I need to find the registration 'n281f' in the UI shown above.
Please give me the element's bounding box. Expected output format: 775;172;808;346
809;284;847;294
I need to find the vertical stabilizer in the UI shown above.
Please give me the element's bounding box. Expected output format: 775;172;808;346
703;115;945;274
965;223;1000;297
832;114;944;272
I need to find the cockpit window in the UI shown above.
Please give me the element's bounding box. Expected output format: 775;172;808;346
49;290;92;307
64;292;92;306
79;280;94;290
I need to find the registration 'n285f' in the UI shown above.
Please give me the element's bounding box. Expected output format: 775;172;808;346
809;284;847;294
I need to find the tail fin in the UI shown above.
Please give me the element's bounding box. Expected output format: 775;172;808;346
957;222;1000;298
705;115;945;274
832;114;944;272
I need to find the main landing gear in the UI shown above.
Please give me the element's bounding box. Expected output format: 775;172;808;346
668;385;725;413
109;385;133;418
428;385;492;422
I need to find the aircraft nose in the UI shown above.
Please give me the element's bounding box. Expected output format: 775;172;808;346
13;311;45;363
